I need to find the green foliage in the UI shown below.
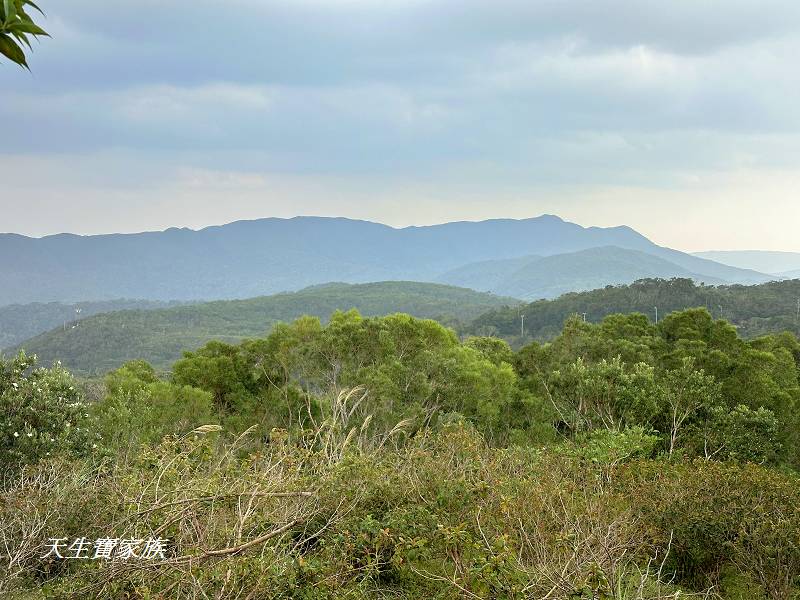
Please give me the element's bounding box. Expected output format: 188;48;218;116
0;0;48;68
15;282;517;375
104;359;159;395
3;303;800;597
516;308;800;467
0;351;95;471
622;460;800;597
173;311;546;445
3;423;798;599
0;299;181;350
470;277;800;344
548;357;661;433
464;335;515;366
95;361;216;451
705;404;783;464
569;426;660;466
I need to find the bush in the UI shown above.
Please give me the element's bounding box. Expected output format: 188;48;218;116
0;352;96;472
618;460;800;598
95;361;217;452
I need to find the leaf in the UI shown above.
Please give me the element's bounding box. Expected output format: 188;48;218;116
3;0;16;24
24;0;44;15
11;29;31;50
10;19;48;37
0;32;27;68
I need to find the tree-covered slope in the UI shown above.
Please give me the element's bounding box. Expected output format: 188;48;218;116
467;277;800;344
0;299;183;350
438;246;725;299
13;282;518;374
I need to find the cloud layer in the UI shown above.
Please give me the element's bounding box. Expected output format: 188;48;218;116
1;0;799;250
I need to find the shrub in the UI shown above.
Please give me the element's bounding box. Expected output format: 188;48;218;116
0;352;96;472
95;361;217;452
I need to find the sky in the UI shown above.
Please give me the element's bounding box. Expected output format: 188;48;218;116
1;0;799;251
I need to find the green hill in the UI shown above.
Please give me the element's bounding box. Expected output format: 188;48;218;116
13;282;518;375
0;299;183;350
439;246;726;299
467;277;800;344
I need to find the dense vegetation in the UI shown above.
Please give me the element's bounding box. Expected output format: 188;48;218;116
11;282;517;375
13;277;800;377
469;277;800;345
0;299;182;350
2;306;799;598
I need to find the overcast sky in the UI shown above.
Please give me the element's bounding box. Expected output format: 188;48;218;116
1;0;799;251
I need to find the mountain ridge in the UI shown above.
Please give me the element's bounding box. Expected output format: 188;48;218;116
0;215;773;306
438;246;727;299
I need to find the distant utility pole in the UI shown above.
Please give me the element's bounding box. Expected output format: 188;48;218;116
520;314;525;338
796;298;799;326
654;306;658;324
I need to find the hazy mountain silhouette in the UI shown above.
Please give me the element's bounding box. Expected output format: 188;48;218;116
693;250;800;275
438;246;727;300
0;215;771;306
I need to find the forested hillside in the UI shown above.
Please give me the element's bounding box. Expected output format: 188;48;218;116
0;299;182;349
469;277;800;344
13;282;517;374
3;307;799;598
14;278;800;376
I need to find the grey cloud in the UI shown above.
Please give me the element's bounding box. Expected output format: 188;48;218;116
1;0;800;245
8;0;800;93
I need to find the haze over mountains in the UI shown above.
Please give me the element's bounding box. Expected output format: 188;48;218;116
437;246;729;299
0;215;775;307
693;251;800;276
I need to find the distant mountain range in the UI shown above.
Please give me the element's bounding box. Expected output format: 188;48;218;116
11;282;516;374
693;250;800;276
0;215;775;307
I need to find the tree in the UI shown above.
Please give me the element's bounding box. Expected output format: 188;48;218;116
173;311;547;444
660;358;721;455
96;361;216;451
548;357;660;433
0;1;48;68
